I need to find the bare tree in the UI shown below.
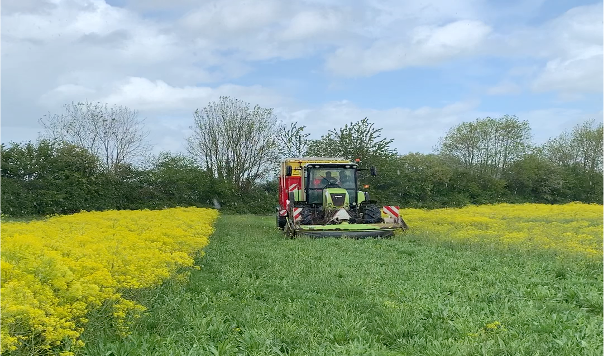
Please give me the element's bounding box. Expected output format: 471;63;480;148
40;101;149;172
277;122;310;158
187;96;280;188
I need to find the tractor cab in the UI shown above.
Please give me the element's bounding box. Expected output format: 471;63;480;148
304;164;359;207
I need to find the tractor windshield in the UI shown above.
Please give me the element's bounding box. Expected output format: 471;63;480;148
309;168;355;189
306;167;357;204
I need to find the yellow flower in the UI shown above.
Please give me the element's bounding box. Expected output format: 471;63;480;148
401;203;602;258
1;207;218;354
485;321;502;330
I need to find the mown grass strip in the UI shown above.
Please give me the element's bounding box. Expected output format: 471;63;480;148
81;213;603;356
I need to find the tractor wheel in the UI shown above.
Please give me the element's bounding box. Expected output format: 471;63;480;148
363;204;383;224
276;213;286;230
300;206;313;225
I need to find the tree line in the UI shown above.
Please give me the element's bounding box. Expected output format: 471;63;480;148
1;97;602;217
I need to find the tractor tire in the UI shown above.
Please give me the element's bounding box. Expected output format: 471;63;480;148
299;206;313;225
363;204;383;224
276;213;286;230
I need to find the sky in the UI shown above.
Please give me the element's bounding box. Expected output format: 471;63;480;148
2;0;603;156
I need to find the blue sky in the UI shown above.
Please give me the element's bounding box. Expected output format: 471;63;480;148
2;0;602;156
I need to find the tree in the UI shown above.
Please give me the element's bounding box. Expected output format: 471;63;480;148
143;152;213;208
187;96;281;189
541;119;603;173
437;115;531;177
277;122;310;158
391;153;454;208
539;120;603;204
40;101;149;172
306;117;397;162
305;118;398;203
503;153;567;203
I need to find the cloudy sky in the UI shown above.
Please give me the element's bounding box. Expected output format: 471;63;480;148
2;0;602;155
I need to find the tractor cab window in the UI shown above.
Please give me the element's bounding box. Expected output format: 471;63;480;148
307;167;357;204
310;170;335;187
317;168;356;189
338;171;355;189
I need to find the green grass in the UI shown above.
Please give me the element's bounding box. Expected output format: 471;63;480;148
79;214;603;356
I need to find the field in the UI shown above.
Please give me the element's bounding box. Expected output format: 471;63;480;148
80;204;601;356
401;203;602;258
2;203;602;355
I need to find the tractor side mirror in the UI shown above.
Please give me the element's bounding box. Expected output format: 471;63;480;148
370;166;377;176
286;165;293;176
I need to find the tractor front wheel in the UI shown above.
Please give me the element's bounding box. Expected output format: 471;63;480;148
300;206;313;225
363;204;383;224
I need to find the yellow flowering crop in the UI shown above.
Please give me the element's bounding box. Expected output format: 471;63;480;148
401;202;602;258
1;207;218;354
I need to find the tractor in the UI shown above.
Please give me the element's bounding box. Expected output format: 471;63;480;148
276;157;408;238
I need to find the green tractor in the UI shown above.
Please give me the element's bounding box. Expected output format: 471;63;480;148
277;158;408;238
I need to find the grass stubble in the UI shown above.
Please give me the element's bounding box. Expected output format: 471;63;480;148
80;213;603;356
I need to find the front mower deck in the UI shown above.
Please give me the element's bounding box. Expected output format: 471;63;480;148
293;222;404;239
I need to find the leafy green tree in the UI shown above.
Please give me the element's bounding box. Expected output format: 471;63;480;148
306;118;398;203
306;117;397;162
389;153;454;208
437;115;532;177
144;152;216;208
450;167;509;205
542;119;603;172
503;153;567;203
539;119;603;204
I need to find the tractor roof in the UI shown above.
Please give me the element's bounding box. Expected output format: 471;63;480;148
283;157;351;164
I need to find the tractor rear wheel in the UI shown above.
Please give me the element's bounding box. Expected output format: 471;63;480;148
363;204;383;224
276;213;286;230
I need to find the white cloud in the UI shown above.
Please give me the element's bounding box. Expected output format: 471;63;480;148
2;0;186;81
326;20;492;77
279;99;481;153
178;0;354;60
1;0;601;156
277;10;345;42
119;0;200;11
3;0;132;42
517;108;604;144
2;0;250;140
527;3;603;97
39;84;97;105
101;77;288;113
365;0;484;29
2;0;57;15
532;54;603;97
180;0;283;36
